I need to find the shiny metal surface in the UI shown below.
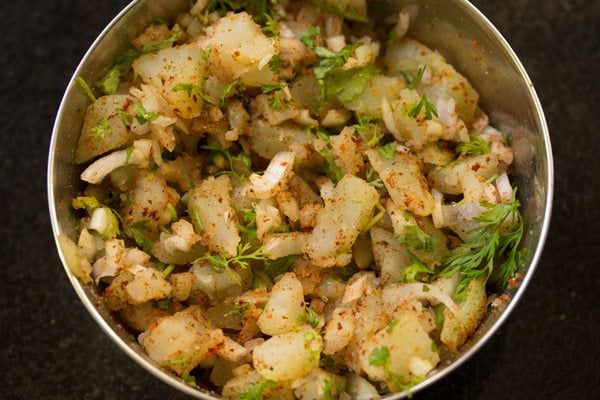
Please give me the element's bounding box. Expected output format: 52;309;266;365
47;0;553;398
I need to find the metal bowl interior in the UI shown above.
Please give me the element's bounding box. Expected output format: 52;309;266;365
47;0;553;398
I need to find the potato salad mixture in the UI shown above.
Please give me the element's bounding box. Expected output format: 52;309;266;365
62;0;525;398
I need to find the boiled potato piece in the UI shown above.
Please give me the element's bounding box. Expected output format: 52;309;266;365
360;309;439;389
204;12;278;87
187;175;241;258
304;175;379;267
133;44;206;119
75;95;137;163
257;272;305;335
253;327;323;381
367;148;434;216
385;38;479;124
345;75;404;117
126;267;172;304
441;279;487;352
139;306;224;375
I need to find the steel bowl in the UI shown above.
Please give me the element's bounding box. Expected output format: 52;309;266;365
48;0;553;398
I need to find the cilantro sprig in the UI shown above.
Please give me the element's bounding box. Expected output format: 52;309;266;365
397;225;437;253
200;242;268;285
239;379;277;400
440;189;525;301
456;134;490;157
408;95;438;120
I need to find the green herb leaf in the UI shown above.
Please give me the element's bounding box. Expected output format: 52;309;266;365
261;83;287;94
261;13;279;37
408;94;438;120
97;65;121;95
75;76;97;102
377;141;398;160
91;118;112;140
325;64;379;103
320;147;343;183
125;220;154;254
239;379;277;400
297;307;320;328
397;225;437;252
386;318;399;333
308;0;369;23
116;107;133;126
221;80;240;106
201;243;267;285
263;255;298;279
300;26;321;49
456;134;490;157
173;82;203;98
268;54;281;73
401;253;434;283
140;33;180;55
135;103;159;124
440;189;525;301
405;66;426;90
369;346;390;367
235;209;257;242
225;303;251;319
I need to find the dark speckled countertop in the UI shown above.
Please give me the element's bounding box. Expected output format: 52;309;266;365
1;1;599;399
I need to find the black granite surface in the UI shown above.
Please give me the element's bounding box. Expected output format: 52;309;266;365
0;0;599;399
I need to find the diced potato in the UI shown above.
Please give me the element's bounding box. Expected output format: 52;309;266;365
168;272;196;301
304;175;379;267
360;309;439;388
222;367;295;400
126;267;172;304
190;262;252;303
253;327;323;381
330;126;364;176
139;306;224;375
418;142;454;166
257;272;305;335
247;151;295;200
249;120;317;166
367;149;434;216
370;227;410;285
119;301;169;332
187;175;241;257
255;199;283;240
204;12;278;87
104;272;133;311
216;336;249;362
276;191;300;222
428;153;500;203
124;173;178;229
263;232;309;259
346;373;381;400
156;154;202;192
441;279;487;352
323;307;356;355
293;368;346;400
75;95;137;163
133;44;206;119
345;75;404;117
58;234;93;284
385;38;479;124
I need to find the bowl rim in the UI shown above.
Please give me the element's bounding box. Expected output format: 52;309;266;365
47;0;554;398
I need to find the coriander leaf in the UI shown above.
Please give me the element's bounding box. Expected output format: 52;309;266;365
221;80;240;106
72;196;100;213
402;253;434;283
397;225;437;252
297;307;320;328
325;65;379;103
182;373;197;388
135;103;159;124
365;166;384;188
201;243;267;285
377;141;397;159
125;220;154;253
261;13;279;37
261;83;287;94
268;55;281;72
225;303;251;319
97;65;122;95
75;76;97;102
369;346;390;367
308;0;369;23
140;32;180;54
386;318;399;333
173;82;203;98
408;94;438;120
440;189;524;301
235;209;257;242
91;118;111;140
263;255;298;279
405;66;426;90
116;107;133;126
320;147;343;183
300;26;321;49
456;134;490;157
239;379;277;400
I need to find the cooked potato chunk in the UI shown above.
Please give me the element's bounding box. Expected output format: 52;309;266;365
257;272;305;335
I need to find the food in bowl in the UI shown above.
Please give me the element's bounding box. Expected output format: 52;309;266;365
60;0;525;398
